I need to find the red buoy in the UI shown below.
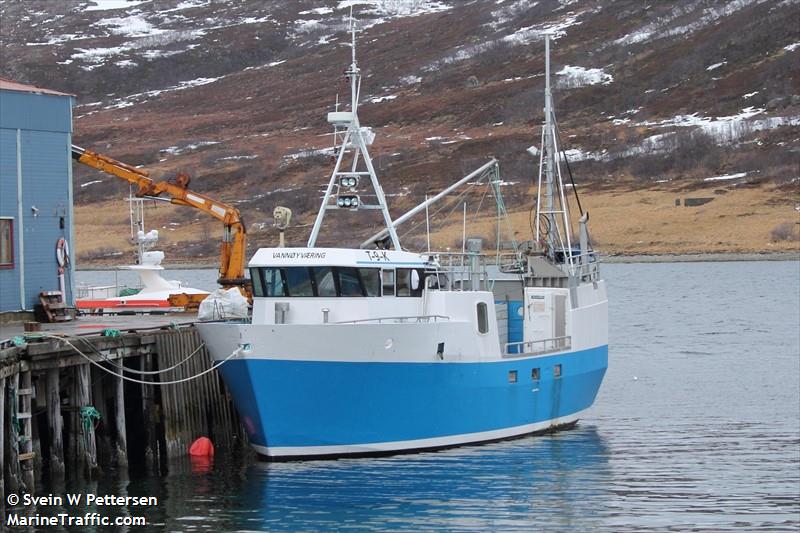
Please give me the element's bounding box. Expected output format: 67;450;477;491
189;436;215;457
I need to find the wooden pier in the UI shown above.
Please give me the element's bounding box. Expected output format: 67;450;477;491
0;323;246;522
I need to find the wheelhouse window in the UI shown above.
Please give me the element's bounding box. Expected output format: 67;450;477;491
338;267;363;296
250;267;265;297
396;269;423;297
396;268;410;296
312;267;336;297
263;267;287;297
382;269;395;296
250;266;384;297
285;267;314;296
359;268;381;297
0;218;13;268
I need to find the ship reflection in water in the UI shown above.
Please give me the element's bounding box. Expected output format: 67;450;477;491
161;427;610;531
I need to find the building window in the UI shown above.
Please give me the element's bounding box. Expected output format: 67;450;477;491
476;302;489;334
0;218;13;268
554;364;562;378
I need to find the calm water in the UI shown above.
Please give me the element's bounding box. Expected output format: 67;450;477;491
59;262;800;530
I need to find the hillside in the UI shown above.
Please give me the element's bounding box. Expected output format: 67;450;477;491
1;0;798;264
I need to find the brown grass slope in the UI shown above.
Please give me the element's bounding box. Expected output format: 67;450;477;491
1;0;798;263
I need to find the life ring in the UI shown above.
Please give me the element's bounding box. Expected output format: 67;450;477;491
56;237;70;268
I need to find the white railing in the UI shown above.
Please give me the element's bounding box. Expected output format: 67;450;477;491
333;315;450;325
503;336;571;358
75;284;127;300
425;251;490;292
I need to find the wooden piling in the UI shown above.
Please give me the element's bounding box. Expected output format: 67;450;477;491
76;364;98;476
18;370;34;492
46;368;65;475
141;353;158;470
156;329;243;458
1;375;5;523
6;372;21;494
91;369;112;467
114;372;128;466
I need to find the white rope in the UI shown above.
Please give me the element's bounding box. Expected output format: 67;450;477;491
39;334;242;386
74;335;206;375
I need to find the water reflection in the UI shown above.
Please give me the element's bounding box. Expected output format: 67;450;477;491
160;426;610;531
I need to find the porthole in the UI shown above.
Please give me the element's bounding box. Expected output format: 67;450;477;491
508;370;518;383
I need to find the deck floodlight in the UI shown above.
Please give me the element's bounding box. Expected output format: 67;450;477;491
337;195;360;209
339;176;358;188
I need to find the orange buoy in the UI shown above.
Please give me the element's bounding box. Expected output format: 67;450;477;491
189;436;215;457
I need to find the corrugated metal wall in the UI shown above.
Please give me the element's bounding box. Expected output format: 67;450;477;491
0;89;73;312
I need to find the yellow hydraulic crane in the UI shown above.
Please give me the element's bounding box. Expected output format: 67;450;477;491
71;145;249;295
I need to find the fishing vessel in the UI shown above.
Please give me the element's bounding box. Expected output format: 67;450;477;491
197;32;607;459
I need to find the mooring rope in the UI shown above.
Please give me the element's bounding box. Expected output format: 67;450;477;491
37;334;242;386
74;334;206;376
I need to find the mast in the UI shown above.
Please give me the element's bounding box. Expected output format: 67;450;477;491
307;13;401;250
544;34;555;254
534;34;574;271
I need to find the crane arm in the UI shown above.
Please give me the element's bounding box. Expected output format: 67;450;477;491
71;145;248;288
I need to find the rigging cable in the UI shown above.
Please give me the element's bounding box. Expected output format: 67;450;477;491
37;333;241;386
553;114;584;216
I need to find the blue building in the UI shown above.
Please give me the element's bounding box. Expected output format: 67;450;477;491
0;77;75;316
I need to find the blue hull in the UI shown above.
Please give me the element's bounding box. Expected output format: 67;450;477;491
219;345;608;457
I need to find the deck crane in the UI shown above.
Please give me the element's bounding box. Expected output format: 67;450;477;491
71;145;249;294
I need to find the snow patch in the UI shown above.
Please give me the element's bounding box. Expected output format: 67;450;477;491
503;12;581;44
614;0;770;46
83;0;148;11
706;61;726;71
784;42;800;52
217;155;258;161
299;7;334;15
161;141;220;156
80;180;104;188
99;14;163;37
240;16;272;24
336;1;451;17
704;172;747;182
368;94;398;103
284;147;335;160
556;65;613;88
